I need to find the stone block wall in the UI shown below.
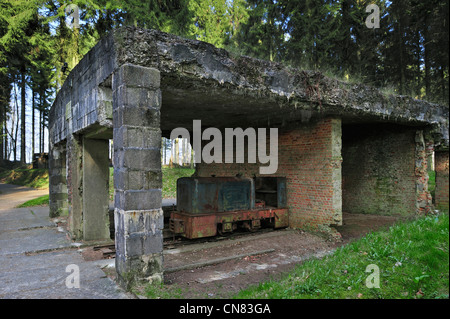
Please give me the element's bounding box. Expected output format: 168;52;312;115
112;64;164;287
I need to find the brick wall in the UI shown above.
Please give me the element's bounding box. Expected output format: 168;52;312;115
342;124;417;216
195;118;342;230
435;151;449;211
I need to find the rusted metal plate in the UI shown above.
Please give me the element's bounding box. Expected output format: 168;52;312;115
177;177;255;214
170;208;289;239
274;209;289;228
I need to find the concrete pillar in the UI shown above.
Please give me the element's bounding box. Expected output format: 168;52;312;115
67;135;83;239
415;131;433;215
330;118;343;227
112;64;163;288
435;150;449;211
82;137;110;241
48;143;68;218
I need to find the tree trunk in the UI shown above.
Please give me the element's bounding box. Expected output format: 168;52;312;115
440;66;446;103
397;18;406;95
0;103;3;161
13;77;19;162
32;89;35;157
424;18;431;98
4;106;7;161
39;91;42;154
20;71;26;164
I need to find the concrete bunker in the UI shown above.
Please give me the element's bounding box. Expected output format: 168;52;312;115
48;27;449;288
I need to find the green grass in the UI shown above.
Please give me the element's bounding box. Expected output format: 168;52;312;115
140;282;185;299
108;166;195;200
0;166;193;201
428;170;436;200
17;194;50;208
161;166;195;199
234;213;449;299
4;166;193;208
0;167;49;189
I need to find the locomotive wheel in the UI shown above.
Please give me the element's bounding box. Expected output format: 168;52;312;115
217;222;235;236
217;227;228;236
243;219;261;232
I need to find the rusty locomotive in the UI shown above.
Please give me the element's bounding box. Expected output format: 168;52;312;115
169;176;289;239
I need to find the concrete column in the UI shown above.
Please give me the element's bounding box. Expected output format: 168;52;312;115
67;135;83;239
330;118;343;227
112;64;163;288
415;131;433;215
48;143;68;218
82;137;110;241
435;150;449;211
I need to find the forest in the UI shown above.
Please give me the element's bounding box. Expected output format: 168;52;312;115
0;0;448;163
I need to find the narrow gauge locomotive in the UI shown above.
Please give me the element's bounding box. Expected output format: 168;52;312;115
169;176;289;239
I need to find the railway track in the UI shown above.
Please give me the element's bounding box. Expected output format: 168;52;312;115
163;226;279;250
94;225;282;259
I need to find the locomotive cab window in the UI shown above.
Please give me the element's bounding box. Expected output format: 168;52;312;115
254;177;287;209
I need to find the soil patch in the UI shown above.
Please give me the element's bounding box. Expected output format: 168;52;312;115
93;212;401;299
336;212;402;242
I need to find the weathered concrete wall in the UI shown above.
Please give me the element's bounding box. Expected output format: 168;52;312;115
82;138;110;241
342;124;432;216
435;151;449;211
49;36;115;146
66;134;83;239
195;118;342;238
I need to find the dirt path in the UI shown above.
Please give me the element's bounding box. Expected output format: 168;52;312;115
0;183;48;211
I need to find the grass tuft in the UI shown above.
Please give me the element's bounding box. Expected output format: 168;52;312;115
108;166;195;200
161;166;195;199
0;168;49;189
234;213;449;299
17;195;50;208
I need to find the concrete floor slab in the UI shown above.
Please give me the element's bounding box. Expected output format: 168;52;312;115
0;183;132;299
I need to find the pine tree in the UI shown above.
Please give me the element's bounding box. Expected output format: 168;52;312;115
29;14;55;156
235;0;285;61
188;0;232;48
0;0;40;163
